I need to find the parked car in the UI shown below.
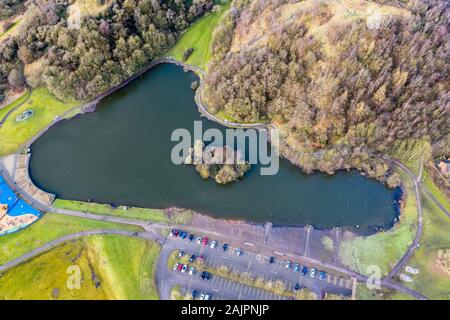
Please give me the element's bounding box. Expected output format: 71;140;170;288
294;283;300;291
223;243;228;252
202;237;209;246
182;264;188;273
285;261;291;269
173;229;179;237
301;266;308;276
178;250;185;258
189;267;195;276
181;232;187;239
188;234;194;241
210;240;217;249
199;293;205;300
177;264;183;271
204;294;211;300
319;271;326;281
204;272;211;280
235;248;243;256
201;271;206;280
405;266;419;275
399;273;413;282
192;290;198;299
293;263;300;272
269;256;275;264
189;254;196;263
169;229;175;237
310;268;316;278
196;237;202;245
173;263;179;271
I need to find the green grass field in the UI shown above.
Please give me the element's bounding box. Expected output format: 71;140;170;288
0;213;142;265
0;90;29;120
53;199;194;225
339;168;418;276
0;235;160;299
399;190;450;299
0;87;79;156
0;20;19;40
167;1;231;69
356;283;417;300
54;199;170;223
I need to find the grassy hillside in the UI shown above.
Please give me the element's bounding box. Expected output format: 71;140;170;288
0;235;160;299
399;190;450;299
0;213;141;265
167;1;231;69
0;87;79;156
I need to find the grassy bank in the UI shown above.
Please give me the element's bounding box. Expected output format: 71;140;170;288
0;235;160;299
0;213;142;265
0;90;29;120
339;168;418;276
398;190;450;299
167;1;231;69
356;283;416;300
0;87;79;156
54;199;170;223
53;199;194;225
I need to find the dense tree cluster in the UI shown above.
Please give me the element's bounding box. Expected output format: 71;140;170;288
0;0;214;100
0;0;26;20
203;0;449;184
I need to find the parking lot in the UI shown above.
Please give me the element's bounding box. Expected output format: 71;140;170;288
156;230;353;300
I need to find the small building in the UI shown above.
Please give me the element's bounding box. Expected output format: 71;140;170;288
437;159;450;177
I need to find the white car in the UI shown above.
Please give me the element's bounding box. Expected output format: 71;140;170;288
204;294;210;300
189;267;195;275
405;266;419;275
199;293;205;300
197;237;202;245
310;268;316;278
399;273;413;282
173;263;179;271
210;240;217;249
181;264;188;273
285;260;291;269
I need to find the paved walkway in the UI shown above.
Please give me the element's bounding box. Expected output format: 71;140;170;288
0;229;162;272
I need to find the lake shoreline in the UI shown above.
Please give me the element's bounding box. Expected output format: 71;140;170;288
21;61;401;236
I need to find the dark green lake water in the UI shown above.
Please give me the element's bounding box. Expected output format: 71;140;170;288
29;63;398;234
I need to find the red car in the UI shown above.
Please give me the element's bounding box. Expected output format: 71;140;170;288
177;263;183;271
202;237;209;246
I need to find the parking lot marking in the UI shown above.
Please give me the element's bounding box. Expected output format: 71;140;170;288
339;278;344;287
346;279;351;289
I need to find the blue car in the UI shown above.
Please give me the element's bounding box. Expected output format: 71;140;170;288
293;263;300;272
301;266;308;276
223;243;228;251
319;271;326;280
192;290;198;298
181;232;187;239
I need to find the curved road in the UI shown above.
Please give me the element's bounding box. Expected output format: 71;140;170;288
383;159;423;282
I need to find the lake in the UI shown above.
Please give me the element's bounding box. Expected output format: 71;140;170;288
29;63;398;234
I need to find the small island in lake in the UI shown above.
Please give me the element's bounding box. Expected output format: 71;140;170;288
184;140;251;185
